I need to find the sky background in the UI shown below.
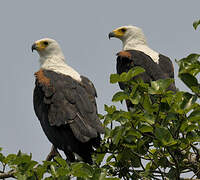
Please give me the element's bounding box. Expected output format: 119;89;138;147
0;0;200;176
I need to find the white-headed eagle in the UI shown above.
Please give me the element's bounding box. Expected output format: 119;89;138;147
32;38;104;164
109;25;176;110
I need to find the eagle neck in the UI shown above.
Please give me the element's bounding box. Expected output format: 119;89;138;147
39;55;81;82
123;39;159;64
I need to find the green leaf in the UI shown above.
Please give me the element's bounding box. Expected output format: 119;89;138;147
34;164;47;180
129;91;141;104
91;169;118;180
185;124;199;132
179;73;198;89
137;137;150;155
193;20;200;30
180;92;197;111
177;54;200;76
112;91;129;102
16;174;27;180
160;102;170;112
126;129;141;138
56;168;70;177
54;156;68;168
139;125;153;133
143;94;154;113
98;113;104;120
188;110;200;122
95;153;105;165
143;113;155;125
145;161;151;171
155;127;177;146
117;149;141;167
71;162;93;178
149;79;174;94
110;67;145;84
104;105;116;114
186;131;200;142
110;74;120;84
111;126;124;145
50;164;57;177
5;154;17;164
184;53;200;62
0;153;5;162
106;154;115;162
103;127;111;139
119;72;127;82
125;67;145;81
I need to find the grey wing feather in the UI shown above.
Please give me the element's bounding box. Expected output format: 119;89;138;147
42;71;104;143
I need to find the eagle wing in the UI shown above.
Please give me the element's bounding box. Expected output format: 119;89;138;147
33;69;104;143
158;54;175;79
116;50;169;90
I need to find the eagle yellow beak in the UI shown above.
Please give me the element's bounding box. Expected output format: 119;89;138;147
109;28;125;39
32;40;48;52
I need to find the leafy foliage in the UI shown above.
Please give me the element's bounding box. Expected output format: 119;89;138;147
102;65;200;179
1;22;200;179
193;20;200;30
0;150;119;179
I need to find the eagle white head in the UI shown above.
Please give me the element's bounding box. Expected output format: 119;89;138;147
109;25;147;50
109;26;146;50
32;38;65;65
32;38;81;81
109;25;159;63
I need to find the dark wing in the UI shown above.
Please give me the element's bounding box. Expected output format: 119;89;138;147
116;50;169;90
158;54;174;79
33;69;104;163
68;75;104;142
116;50;176;111
158;54;176;91
40;70;103;142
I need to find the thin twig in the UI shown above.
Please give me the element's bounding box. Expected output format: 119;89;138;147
167;147;180;180
146;150;165;180
191;143;199;161
45;145;61;161
155;96;162;125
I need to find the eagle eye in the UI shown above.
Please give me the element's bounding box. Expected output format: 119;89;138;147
43;41;49;46
121;28;126;33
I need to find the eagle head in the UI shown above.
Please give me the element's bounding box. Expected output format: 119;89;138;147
31;38;63;58
108;25;147;48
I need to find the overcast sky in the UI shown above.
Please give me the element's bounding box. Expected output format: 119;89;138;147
0;0;200;168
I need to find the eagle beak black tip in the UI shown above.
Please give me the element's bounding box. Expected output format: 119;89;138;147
108;32;115;39
31;43;36;52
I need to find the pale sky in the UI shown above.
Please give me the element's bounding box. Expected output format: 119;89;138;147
0;0;199;168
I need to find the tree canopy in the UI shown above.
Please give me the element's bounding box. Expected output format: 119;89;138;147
0;21;200;180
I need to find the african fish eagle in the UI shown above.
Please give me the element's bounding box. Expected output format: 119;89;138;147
32;38;104;164
109;25;176;110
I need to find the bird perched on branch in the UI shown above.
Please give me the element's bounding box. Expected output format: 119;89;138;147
109;25;176;110
32;38;104;164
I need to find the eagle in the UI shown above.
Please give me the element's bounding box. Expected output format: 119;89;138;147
32;38;104;164
109;25;176;110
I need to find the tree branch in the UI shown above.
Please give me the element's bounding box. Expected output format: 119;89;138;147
0;170;16;179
